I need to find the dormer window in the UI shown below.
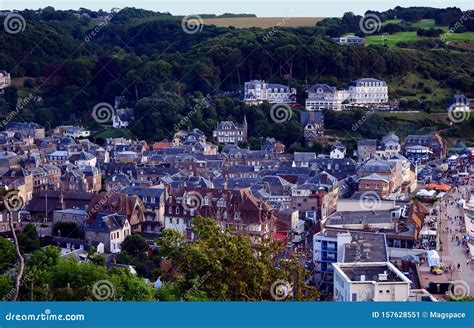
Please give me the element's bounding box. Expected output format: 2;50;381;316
217;199;226;207
234;212;241;221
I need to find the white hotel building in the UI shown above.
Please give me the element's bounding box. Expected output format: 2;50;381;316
349;78;388;105
244;80;296;104
306;78;388;111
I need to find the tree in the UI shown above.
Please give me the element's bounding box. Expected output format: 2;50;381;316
0;275;12;300
158;216;317;301
3;86;18;111
120;235;148;259
18;224;40;253
0;237;16;273
0;189;25;301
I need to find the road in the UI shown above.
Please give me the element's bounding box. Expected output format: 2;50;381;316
439;184;473;297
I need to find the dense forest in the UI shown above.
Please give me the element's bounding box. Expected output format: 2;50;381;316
0;6;473;147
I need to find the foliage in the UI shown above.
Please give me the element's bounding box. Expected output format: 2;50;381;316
18;224;40;253
0;237;16;273
158;216;317;301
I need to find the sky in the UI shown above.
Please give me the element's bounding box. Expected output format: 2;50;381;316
1;0;472;17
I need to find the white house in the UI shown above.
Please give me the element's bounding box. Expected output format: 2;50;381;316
306;84;350;111
244;80;296;104
330;145;346;159
332;262;411;302
306;78;388;110
348;78;388;105
0;70;11;90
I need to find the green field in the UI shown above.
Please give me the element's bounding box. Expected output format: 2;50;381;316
366;31;420;46
366;31;474;47
366;18;474;47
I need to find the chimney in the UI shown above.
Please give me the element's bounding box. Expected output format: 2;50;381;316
321;172;328;184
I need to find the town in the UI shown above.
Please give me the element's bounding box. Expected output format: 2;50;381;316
0;5;473;303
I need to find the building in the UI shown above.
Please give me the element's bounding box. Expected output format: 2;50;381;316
300;111;325;147
5;122;45;139
85;213;131;253
332;35;365;45
330;145;346;159
305;84;350;111
348;78;388;105
0;70;11;90
377;132;401;158
404;133;447;160
447;94;470;112
291;171;339;221
244;80;296;104
121;186;166;235
68;151;97;167
332;262;411;301
212;117;248;144
54;126;91;139
313;230;388;293
165;187;276;241
306;78;388;110
359;173;391;198
357;139;377;162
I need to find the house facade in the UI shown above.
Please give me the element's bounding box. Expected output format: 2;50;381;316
244;80;296;104
212;117;248;144
164;187;276;241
